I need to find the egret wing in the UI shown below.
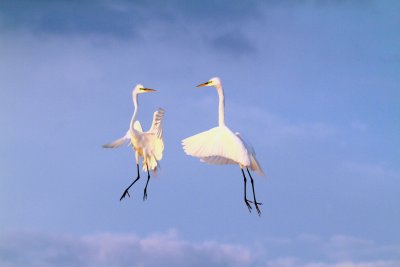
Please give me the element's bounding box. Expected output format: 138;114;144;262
148;108;165;138
102;131;130;148
200;156;237;165
235;132;265;175
140;132;164;173
182;126;250;166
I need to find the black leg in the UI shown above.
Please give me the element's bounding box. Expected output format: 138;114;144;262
247;168;262;216
143;164;151;201
241;169;252;212
120;164;140;201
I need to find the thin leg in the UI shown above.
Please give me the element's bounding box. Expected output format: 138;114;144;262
247;168;262;216
241;168;252;212
143;164;151;201
120;164;140;201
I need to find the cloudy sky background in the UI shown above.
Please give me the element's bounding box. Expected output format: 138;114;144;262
1;0;399;266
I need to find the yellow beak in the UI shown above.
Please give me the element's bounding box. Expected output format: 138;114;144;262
196;81;210;87
142;88;157;92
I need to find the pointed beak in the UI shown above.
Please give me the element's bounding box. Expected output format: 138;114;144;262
196;81;210;87
142;88;157;92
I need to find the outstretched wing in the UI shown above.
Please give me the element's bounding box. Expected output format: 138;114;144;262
200;156;237;165
235;132;265;176
182;126;250;166
148;108;165;138
102;130;130;148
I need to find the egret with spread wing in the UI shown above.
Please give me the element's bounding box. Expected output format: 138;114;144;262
182;77;264;215
103;84;165;201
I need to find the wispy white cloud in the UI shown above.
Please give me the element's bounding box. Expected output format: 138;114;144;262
267;259;400;267
303;261;400;267
296;234;321;243
189;95;338;147
0;230;254;267
1;230;399;267
324;235;382;261
228;103;338;146
265;257;301;267
340;161;399;181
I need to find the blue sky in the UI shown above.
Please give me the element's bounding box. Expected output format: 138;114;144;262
1;1;399;266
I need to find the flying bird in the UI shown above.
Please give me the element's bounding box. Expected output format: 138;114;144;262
182;77;264;215
103;84;165;201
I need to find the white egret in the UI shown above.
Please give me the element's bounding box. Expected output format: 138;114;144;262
182;77;264;215
103;84;165;201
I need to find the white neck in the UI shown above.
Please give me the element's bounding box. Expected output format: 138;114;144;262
130;92;139;131
216;84;225;126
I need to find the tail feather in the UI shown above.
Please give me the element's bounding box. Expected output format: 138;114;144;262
249;154;264;176
142;152;160;175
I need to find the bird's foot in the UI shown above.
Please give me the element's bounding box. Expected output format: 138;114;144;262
254;201;262;216
143;189;148;201
120;189;131;201
244;199;253;212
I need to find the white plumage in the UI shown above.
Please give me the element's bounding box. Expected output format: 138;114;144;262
182;126;250;166
235;132;264;175
182;77;264;215
128;108;165;173
103;84;165;201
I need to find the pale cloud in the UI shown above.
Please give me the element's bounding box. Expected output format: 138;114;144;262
265;257;300;267
0;230;254;267
266;259;400;267
1;231;399;267
190;96;338;147
320;235;400;264
296;234;321;243
304;261;400;267
323;235;377;260
340;161;400;181
229;103;338;146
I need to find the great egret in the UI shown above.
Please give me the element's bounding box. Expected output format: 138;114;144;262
103;84;165;201
182;77;264;215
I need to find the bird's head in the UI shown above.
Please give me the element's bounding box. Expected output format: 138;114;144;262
196;77;221;88
132;84;157;95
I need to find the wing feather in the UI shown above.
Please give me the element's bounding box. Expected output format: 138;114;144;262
182;126;250;166
102;131;130;148
138;108;165;173
235;132;265;175
200;156;237;165
148;108;165;138
140;133;164;173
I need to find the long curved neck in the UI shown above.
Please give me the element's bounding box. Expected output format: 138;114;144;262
130;92;139;131
216;84;225;126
